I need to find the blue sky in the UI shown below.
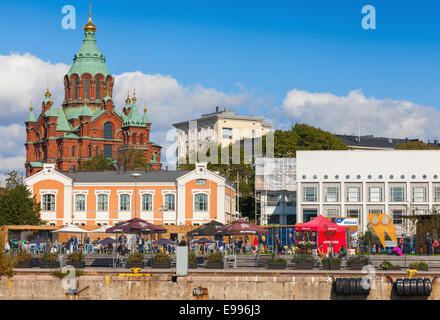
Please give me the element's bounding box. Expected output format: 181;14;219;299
2;0;440;108
2;0;440;176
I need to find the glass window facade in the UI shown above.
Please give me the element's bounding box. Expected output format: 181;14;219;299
390;186;405;202
325;187;339;202
347;187;360;202
368;187;383;202
413;186;426;202
303;187;318;202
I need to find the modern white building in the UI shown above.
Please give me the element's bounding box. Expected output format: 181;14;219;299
296;150;440;236
173;107;272;166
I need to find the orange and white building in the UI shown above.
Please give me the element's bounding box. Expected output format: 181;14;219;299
25;163;237;227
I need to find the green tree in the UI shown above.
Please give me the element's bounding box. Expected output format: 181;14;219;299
395;140;440;150
0;171;42;225
118;148;148;171
77;154;116;171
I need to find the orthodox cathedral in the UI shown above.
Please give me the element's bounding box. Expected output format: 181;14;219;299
24;11;162;177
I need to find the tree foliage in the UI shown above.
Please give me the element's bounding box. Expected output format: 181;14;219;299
0;171;42;226
118;148;148;171
395;140;440;150
77;154;116;171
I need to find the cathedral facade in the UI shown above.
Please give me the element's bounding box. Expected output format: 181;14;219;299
24;12;162;177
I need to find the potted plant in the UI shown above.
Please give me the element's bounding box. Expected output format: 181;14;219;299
127;252;145;268
266;257;287;269
188;252;197;269
205;252;223;269
380;260;401;270
66;252;85;268
39;252;60;268
347;255;370;270
15;251;35;268
294;253;315;270
297;241;316;253
321;257;342;270
151;253;170;268
409;261;429;271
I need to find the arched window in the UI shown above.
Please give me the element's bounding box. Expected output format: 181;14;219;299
88;145;92;158
164;194;175;211
104;122;113;139
95;146;99;156
74;78;79;99
132;133;137;144
194;193;208;211
142;194;153;211
97;194;108;211
71;146;75;158
96;78;100;99
139;134;144;145
75;194;86;211
84;78;89;99
42;194;56;211
119;194;131;211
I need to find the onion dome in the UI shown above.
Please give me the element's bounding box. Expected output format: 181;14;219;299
83;5;97;32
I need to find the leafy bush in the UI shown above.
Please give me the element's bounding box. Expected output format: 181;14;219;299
207;252;223;263
321;257;341;265
409;261;428;270
152;253;169;263
39;252;58;262
0;233;16;276
295;253;315;264
267;258;287;265
127;252;145;263
16;250;33;263
347;255;370;266
298;241;316;251
380;260;400;270
51;268;83;279
67;251;84;262
188;252;197;264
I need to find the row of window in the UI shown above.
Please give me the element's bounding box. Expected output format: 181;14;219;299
71;77;104;100
317;208;404;224
303;174;439;180
42;193;209;212
302;185;440;203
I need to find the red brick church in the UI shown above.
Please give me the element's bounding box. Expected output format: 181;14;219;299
25;12;162;177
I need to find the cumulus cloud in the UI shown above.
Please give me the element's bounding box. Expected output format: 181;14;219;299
280;89;440;141
0;53;254;177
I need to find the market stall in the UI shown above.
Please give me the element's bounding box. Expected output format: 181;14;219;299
295;215;347;254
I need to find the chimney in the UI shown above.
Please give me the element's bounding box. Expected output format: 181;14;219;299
216;106;219;112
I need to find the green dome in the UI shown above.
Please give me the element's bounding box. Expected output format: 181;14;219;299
67;29;110;78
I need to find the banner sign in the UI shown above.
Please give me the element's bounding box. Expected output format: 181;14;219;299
336;218;358;226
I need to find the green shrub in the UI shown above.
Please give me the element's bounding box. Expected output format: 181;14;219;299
67;251;84;262
152;253;169;262
40;252;58;262
267;258;287;265
207;252;223;263
347;255;370;266
295;253;315;264
188;252;197;264
127;252;145;263
51;268;83;279
16;250;33;263
409;261;428;270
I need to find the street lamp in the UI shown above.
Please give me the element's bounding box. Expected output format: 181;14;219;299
131;173;142;218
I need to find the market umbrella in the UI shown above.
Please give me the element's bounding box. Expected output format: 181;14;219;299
51;225;88;234
106;218;167;234
101;237;117;246
187;221;224;237
216;219;268;235
191;237;215;244
154;238;175;246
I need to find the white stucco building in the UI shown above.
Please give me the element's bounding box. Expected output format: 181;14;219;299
296;150;440;236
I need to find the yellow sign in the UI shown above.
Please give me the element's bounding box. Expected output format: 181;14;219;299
368;212;397;249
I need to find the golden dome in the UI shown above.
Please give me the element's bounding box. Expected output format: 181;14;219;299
45;88;51;98
132;89;137;102
125;90;131;104
83;5;97;32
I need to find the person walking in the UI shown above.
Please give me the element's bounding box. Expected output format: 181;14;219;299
425;232;433;256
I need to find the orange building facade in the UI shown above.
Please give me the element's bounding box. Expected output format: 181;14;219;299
25;163;237;227
24;13;162;177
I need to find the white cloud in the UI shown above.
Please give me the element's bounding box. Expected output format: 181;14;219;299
280;89;440;140
0;53;254;173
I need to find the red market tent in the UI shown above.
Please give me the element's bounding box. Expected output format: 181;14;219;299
295;215;347;254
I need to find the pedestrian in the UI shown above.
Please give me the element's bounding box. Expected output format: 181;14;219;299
433;238;439;254
425;232;433;256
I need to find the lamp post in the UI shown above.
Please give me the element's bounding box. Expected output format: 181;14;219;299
131;173;141;219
